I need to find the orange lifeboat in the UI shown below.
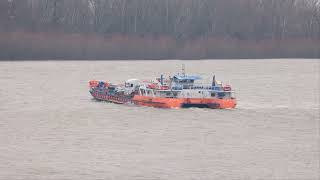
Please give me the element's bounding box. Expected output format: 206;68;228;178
147;83;170;90
159;85;169;90
147;83;158;89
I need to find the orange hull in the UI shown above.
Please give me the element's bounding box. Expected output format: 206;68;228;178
132;95;237;109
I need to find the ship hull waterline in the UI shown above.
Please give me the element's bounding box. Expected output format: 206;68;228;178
91;91;237;109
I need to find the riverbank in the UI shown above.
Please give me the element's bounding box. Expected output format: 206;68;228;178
1;31;319;60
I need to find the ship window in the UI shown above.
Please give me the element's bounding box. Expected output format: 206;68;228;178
198;91;201;93
211;92;216;97
131;84;134;87
218;92;225;98
225;92;231;98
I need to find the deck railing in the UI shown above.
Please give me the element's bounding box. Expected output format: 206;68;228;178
171;84;225;91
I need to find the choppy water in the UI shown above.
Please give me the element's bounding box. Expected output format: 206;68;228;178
0;59;319;180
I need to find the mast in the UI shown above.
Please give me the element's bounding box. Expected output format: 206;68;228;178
182;64;186;76
212;75;216;86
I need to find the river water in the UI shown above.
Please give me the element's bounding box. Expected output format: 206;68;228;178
0;59;319;179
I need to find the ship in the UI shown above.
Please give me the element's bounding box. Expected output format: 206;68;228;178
89;68;237;109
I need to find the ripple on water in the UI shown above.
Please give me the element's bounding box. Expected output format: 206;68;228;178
0;59;319;179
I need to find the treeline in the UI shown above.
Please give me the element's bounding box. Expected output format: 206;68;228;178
0;0;319;60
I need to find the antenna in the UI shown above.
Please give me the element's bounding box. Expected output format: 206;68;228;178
182;64;185;76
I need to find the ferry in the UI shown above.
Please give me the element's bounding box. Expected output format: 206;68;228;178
89;68;237;109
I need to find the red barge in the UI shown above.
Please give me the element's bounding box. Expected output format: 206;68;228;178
89;69;237;109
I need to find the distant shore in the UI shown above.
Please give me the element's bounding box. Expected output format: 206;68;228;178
1;31;319;60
